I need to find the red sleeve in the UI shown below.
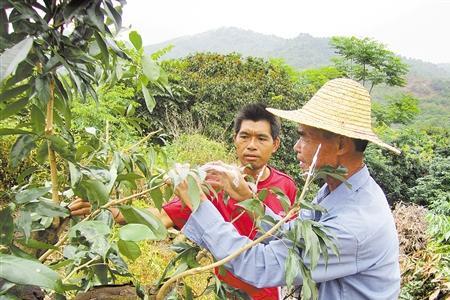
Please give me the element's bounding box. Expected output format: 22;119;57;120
162;197;192;230
286;180;297;205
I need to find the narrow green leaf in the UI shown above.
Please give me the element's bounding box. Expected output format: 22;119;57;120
9;134;35;168
0;37;33;84
0;207;14;245
15;186;51;204
0;84;29;103
16;210;32;242
129;31;142;50
17;238;58;250
104;1;122;32
30;104;45;134
142;55;160;81
117;239;141;261
0;128;33;135
0;254;64;293
141;85;155;113
35;76;50;106
186;174;201;211
35;141;48;164
94;31;109;66
150;186;164;211
285;249;300;289
0;97;28;120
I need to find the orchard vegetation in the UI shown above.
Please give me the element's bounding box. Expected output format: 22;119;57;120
0;2;448;300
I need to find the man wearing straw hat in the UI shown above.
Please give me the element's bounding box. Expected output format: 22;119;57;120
176;78;401;299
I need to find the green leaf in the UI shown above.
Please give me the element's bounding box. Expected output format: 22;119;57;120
0;97;28;121
119;206;167;240
150;186;164;211
186;174;201;211
16;210;32;242
0;84;29;103
74;179;109;207
15;186;51;204
35;141;48;164
26;199;69;218
86;2;105;33
69;220;110;238
0;254;64;293
285;249;300;289
0;128;33;135
0;37;33;84
35;76;50;105
117;239;141;261
9;134;35;168
142;56;160;81
104;1;122;32
119;223;156;241
270;187;293;213
141;85;155;113
0;207;14;245
237;198;264;218
17;238;57;250
129;31;142;50
31;105;45;134
94;31;109;66
48;135;75;162
68;162;82;188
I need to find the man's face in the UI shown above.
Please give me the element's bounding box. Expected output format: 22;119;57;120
293;124;340;172
234;120;280;170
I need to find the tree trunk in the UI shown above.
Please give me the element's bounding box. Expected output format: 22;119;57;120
45;78;59;203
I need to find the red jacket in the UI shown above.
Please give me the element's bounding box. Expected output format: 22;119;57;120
163;166;297;299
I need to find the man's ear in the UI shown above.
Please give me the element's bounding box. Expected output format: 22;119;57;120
337;136;352;155
272;137;281;153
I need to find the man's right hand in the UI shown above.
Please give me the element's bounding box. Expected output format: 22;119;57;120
203;162;254;201
68;197;92;216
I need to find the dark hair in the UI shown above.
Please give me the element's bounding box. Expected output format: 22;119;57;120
233;103;281;139
353;139;368;152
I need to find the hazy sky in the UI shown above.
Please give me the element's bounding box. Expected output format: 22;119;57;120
122;0;450;64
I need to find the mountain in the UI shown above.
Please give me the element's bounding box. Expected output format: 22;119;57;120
145;27;334;69
145;27;450;127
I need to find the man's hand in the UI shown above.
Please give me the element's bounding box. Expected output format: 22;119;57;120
202;162;253;201
174;176;208;209
68;197;92;216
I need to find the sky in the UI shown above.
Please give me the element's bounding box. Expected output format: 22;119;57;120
122;0;450;64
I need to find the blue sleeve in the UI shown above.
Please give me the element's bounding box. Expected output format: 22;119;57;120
183;201;359;288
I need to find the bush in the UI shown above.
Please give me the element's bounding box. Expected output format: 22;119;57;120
366;126;449;205
408;156;450;215
164;133;235;166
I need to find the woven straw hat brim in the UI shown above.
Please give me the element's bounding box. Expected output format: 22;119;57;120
266;78;401;154
267;108;401;154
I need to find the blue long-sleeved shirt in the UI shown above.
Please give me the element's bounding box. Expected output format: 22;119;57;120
183;166;400;299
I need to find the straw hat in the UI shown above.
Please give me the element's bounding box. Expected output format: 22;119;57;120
267;78;401;154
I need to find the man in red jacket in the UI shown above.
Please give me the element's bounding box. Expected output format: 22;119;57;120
70;103;296;299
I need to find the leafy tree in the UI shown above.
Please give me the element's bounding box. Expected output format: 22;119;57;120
331;36;408;93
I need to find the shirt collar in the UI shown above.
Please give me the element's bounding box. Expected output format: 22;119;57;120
317;165;370;211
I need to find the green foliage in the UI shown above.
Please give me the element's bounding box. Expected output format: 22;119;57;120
372;94;420;126
164;133;235;166
408;156;450;215
331;36;408;92
150;53;308;184
366;126;449;204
